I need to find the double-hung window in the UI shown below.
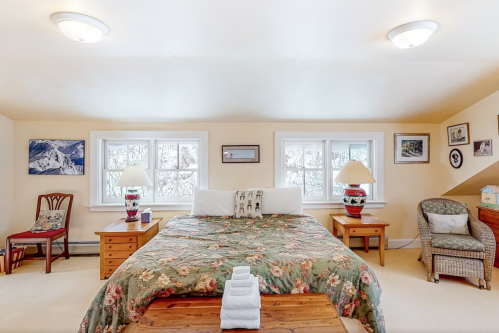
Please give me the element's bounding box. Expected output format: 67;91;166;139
90;131;208;211
275;132;384;208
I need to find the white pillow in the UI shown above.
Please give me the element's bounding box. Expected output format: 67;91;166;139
426;212;470;235
191;188;236;216
247;187;303;215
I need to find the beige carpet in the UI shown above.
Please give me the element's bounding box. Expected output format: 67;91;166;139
1;249;498;333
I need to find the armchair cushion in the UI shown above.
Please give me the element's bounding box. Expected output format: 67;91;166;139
422;201;467;219
431;234;485;252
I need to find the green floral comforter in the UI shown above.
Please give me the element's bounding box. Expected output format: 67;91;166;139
79;214;386;333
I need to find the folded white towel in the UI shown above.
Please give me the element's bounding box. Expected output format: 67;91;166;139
231;285;252;296
232;272;250;280
220;308;260;321
231;274;255;288
233;266;250;274
222;277;260;310
221;318;260;330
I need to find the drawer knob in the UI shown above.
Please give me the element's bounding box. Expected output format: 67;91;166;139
108;254;112;257
375;230;378;232
108;261;112;264
109;239;112;241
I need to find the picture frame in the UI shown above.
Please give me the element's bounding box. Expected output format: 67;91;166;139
394;133;430;164
449;148;463;169
222;145;260;163
473;139;492;156
29;139;85;175
447;123;470;146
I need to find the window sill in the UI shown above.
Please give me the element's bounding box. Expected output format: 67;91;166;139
86;202;192;212
303;201;386;209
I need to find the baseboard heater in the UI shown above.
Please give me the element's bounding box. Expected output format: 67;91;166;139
17;241;100;255
336;235;389;250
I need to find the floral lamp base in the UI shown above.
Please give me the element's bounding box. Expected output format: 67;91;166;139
343;185;367;218
125;189;140;222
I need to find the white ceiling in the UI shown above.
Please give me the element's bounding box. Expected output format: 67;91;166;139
2;0;499;123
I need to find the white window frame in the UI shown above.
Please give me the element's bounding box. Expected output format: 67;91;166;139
275;132;385;209
88;131;208;212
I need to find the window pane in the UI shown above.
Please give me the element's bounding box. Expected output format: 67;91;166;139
304;144;323;168
360;183;370;196
157;171;178;197
158;143;178;169
305;171;323;196
178;171;197;197
285;170;304;189
106;172;125;198
179;143;198;169
128;144;148;168
350;144;368;167
284;145;303;168
331;144;349;168
332;170;348;196
107;144;127;169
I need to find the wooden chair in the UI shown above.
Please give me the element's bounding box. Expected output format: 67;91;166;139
5;193;74;274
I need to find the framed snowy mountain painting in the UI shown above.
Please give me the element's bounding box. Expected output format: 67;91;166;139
29;140;85;175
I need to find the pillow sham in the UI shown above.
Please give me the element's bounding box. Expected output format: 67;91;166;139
191;188;236;216
247;187;303;215
235;190;263;219
426;212;470;235
30;210;65;233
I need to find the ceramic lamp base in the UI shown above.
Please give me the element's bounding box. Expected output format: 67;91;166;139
125;189;140;223
343;184;367;218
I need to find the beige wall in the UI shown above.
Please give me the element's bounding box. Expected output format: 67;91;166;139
0;114;14;242
440;89;499;195
12;121;440;244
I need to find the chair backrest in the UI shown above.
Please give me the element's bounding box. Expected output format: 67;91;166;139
418;197;472;226
36;193;74;230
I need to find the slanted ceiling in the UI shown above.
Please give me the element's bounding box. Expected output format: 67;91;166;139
443;160;499;196
2;0;499;122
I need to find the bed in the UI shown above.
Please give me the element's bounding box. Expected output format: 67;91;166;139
79;214;386;333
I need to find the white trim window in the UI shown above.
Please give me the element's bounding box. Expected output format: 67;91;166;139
89;131;208;211
275;132;385;209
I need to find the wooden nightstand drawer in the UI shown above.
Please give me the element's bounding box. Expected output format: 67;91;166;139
349;227;382;235
103;265;120;276
105;236;137;244
104;250;135;259
104;258;127;266
105;243;137;251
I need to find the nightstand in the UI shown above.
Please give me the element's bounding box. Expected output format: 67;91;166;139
330;214;389;266
95;217;162;279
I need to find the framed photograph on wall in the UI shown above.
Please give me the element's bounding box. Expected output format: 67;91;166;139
222;145;260;163
447;123;470;146
29;139;85;175
473;139;492;156
449;148;463;169
394;133;430;164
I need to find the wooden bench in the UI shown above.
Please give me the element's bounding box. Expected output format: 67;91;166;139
134;293;349;332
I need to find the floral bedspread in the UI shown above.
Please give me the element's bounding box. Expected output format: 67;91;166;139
79;214;386;333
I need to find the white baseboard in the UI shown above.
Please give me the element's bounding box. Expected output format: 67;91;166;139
336;235;421;250
388;238;421;249
19;242;100;255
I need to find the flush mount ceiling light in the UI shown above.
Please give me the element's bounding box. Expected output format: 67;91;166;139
387;20;438;49
51;12;109;43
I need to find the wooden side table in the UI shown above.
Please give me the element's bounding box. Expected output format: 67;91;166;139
330;214;390;266
135;293;349;332
95;217;162;280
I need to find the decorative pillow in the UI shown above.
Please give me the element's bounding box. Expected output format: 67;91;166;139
247;187;303;215
31;210;65;233
191;188;236;216
234;191;263;219
426;212;470;235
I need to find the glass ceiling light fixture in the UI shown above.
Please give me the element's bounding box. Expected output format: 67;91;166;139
51;12;109;43
387;20;438;49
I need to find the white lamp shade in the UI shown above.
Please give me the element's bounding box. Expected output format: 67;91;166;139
334;161;376;184
116;165;153;187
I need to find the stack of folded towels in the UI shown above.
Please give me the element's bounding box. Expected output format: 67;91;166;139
220;266;261;329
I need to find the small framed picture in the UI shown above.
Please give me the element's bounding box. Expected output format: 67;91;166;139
473;139;492;156
449;148;463;169
447;123;470;146
222;145;260;163
394;133;430;164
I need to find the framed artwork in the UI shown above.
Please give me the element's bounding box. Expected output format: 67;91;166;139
222;145;260;163
449;148;463;169
473;139;492;156
29;139;85;175
447;123;470;146
394;133;430;164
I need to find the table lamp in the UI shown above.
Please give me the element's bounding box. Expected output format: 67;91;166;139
334;160;376;218
117;165;153;222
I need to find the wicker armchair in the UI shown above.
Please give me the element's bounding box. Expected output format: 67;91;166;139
417;198;495;290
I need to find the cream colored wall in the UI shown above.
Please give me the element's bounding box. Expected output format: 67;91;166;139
440;89;499;195
0;114;14;242
12;121;440;244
